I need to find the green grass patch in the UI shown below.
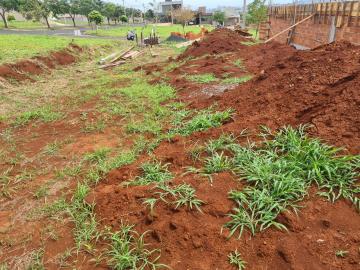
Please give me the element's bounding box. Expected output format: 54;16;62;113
192;125;359;238
127;161;173;186
222;75;253;85
228;250;246;270
157;183;203;211
234;59;244;68
106;223;168;269
13;106;62;126
0;20;45;29
0;35;121;64
86;24;214;39
170;108;234;136
186;73;218;84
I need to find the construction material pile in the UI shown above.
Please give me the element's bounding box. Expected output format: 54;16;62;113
179;28;253;59
172;31;360;153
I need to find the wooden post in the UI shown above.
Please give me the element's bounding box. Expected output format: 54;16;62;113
357;0;360;26
341;1;347;28
348;1;355;26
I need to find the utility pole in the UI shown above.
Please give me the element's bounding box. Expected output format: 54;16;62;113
242;0;247;28
123;0;126;16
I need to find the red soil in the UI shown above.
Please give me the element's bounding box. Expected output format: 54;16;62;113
0;45;82;82
179;28;253;59
90;30;360;269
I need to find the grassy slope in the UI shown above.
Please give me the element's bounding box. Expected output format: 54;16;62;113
86;24;214;39
0;20;46;29
0;35;118;64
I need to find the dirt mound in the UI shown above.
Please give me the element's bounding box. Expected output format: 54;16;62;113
179;28;253;59
89;36;360;270
216;40;360;153
0;45;82;82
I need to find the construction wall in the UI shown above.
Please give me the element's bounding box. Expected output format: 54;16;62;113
261;1;360;48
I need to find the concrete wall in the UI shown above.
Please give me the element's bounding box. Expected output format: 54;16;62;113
263;1;360;48
268;16;360;48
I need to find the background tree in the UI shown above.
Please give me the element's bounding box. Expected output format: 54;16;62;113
148;0;158;23
247;0;267;38
79;0;100;23
88;9;102;27
213;11;225;26
172;7;194;35
48;0;80;27
120;14;127;23
113;4;124;24
102;2;115;25
21;0;52;29
0;0;19;28
144;9;154;21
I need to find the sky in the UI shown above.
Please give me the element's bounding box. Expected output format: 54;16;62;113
110;0;292;10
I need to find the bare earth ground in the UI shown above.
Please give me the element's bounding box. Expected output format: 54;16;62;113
0;29;359;270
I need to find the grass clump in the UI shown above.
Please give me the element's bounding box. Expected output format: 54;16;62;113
234;59;244;68
14;106;62;126
204;152;233;174
67;182;100;251
106;224;168;270
157;183;203;211
224;125;360;238
170;108;233;136
228;250;246;270
335;250;349;258
191;126;360;238
222;75;253;85
127;161;173;186
186;73;218;84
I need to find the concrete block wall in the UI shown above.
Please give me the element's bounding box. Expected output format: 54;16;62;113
265;2;360;48
267;16;360;48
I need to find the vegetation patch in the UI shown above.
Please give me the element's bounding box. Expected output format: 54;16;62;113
191;126;360;238
186;73;218;84
222;75;253;85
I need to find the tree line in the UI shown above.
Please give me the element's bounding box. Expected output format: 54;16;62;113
0;0;154;29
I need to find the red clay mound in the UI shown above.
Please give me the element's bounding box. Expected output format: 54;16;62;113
179;28;252;59
216;40;360;153
0;65;30;81
51;50;76;65
89;36;360;270
12;60;44;75
0;45;82;82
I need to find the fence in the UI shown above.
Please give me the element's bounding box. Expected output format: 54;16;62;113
261;1;360;48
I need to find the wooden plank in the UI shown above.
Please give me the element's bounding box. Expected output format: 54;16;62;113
348;1;355;26
341;1;347;27
319;2;323;24
265;13;315;43
323;2;328;24
335;2;341;27
357;1;360;26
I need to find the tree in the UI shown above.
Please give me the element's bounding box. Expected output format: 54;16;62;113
172;7;194;35
213;11;225;26
79;0;100;23
102;2;115;25
144;9;154;21
113;4;124;24
88;9;102;26
48;0;81;27
21;0;52;29
148;0;158;23
0;0;19;28
247;0;267;38
120;14;127;23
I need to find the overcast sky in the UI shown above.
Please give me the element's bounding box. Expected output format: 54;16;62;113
110;0;292;9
